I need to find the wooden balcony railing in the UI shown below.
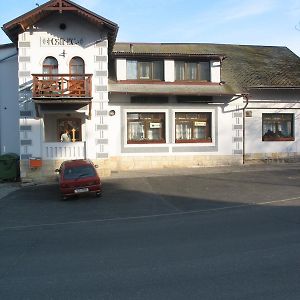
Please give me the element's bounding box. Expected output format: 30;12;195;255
32;74;92;98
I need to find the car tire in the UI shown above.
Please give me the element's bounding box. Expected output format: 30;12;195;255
95;191;102;197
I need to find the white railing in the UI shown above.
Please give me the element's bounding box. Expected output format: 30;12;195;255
43;142;86;160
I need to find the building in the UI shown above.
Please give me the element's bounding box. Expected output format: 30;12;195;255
0;0;300;182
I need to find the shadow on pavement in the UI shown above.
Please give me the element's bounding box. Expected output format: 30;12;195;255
0;169;299;230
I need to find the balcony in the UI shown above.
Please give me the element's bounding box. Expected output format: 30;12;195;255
32;74;92;98
32;74;93;118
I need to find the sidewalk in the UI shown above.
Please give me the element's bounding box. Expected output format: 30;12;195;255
107;161;300;179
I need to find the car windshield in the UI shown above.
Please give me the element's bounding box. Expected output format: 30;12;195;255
63;165;96;180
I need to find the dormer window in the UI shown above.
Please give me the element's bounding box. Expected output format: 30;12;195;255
126;60;164;80
175;61;210;81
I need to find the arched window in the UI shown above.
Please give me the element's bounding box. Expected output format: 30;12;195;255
70;56;85;74
42;56;58;75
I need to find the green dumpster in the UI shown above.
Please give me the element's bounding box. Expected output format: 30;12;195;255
0;153;20;181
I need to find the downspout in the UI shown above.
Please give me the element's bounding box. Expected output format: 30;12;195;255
242;94;249;164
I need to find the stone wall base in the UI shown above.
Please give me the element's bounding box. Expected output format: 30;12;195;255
245;152;300;164
108;155;242;172
20;155;243;183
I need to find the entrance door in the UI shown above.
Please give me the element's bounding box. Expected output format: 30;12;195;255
57;118;82;142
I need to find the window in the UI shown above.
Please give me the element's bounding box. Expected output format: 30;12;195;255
175;61;210;81
127;113;165;143
126;61;164;80
70;57;85;75
175;112;212;143
262;114;294;141
63;165;96;180
43;56;58;75
69;57;85;94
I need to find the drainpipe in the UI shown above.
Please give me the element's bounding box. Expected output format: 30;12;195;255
242;94;249;164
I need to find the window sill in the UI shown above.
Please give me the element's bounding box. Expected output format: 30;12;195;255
119;80;164;84
117;80;216;85
127;140;166;144
175;139;212;143
174;80;211;84
262;137;295;142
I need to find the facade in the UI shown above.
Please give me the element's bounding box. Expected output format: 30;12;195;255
0;0;300;182
0;44;19;155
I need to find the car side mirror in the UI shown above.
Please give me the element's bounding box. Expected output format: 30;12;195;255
55;169;60;173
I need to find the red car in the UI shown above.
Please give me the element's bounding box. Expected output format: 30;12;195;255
56;159;102;200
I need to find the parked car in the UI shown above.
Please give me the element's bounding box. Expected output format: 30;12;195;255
55;159;102;200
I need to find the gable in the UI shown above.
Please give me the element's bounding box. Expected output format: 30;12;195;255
2;0;118;51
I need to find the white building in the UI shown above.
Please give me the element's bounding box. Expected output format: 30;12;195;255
0;44;19;155
0;0;299;182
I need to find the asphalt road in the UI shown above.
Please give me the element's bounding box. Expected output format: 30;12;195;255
0;166;300;299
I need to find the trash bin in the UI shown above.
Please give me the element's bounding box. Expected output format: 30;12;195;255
0;153;20;181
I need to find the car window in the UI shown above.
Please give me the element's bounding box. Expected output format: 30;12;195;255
63;165;96;180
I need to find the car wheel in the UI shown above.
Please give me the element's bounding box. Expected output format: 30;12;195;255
95;191;102;197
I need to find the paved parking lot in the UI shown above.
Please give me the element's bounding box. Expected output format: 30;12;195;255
1;163;300;230
1;164;300;299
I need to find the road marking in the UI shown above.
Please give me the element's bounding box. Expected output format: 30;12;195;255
0;196;300;232
255;196;300;206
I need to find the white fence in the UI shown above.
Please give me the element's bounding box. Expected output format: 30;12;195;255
43;142;86;160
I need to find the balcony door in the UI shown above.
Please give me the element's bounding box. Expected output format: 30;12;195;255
69;57;85;95
43;56;58;76
40;57;59;95
70;57;85;76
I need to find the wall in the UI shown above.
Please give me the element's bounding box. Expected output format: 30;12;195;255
245;90;300;161
0;45;16;60
210;61;221;83
107;94;244;171
164;60;175;82
16;12;110;179
0;48;20;155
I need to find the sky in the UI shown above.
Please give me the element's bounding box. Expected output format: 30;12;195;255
0;0;299;56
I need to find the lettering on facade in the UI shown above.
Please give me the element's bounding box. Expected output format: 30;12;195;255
40;36;84;47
